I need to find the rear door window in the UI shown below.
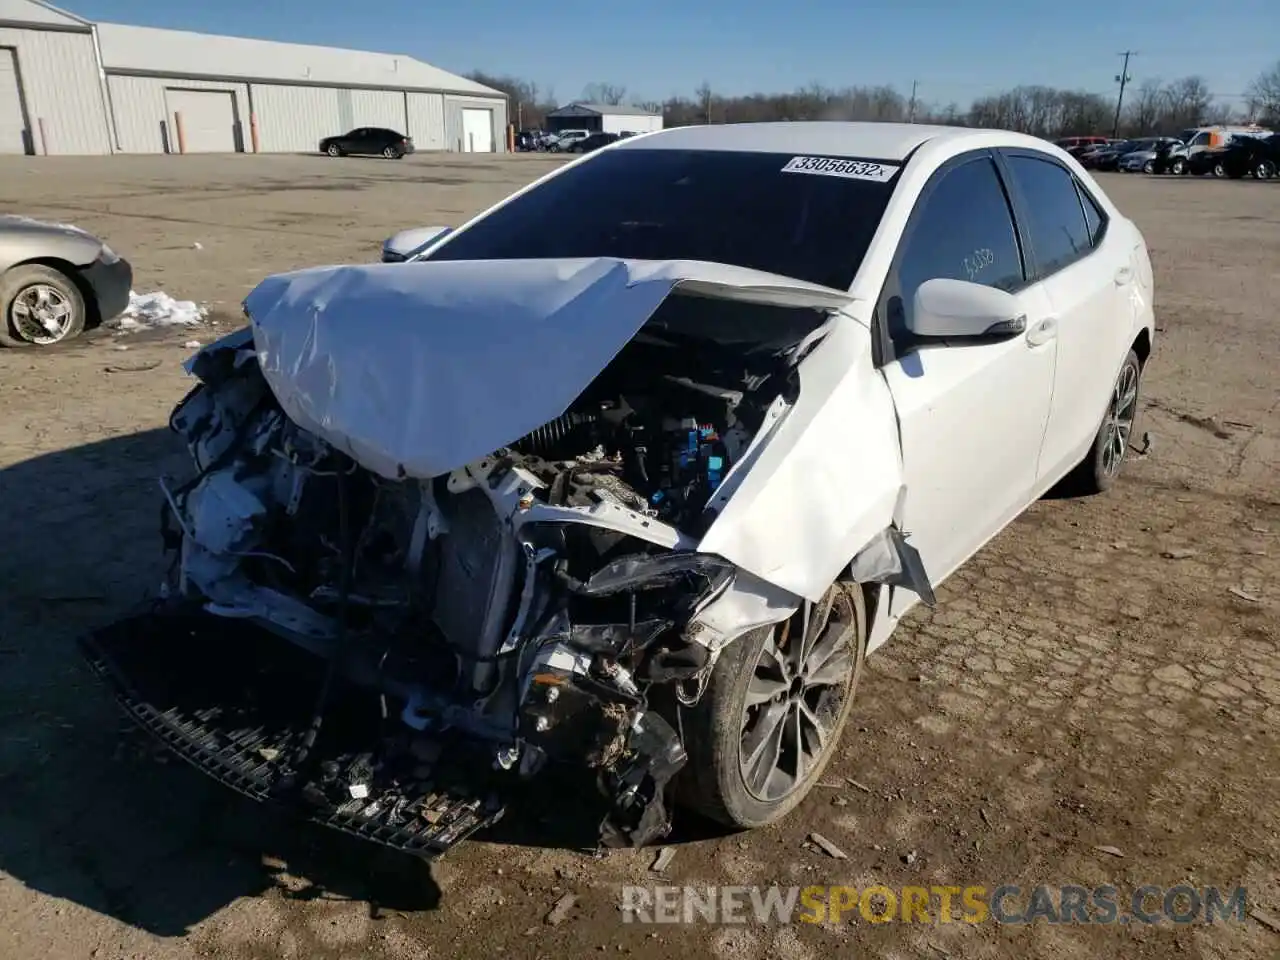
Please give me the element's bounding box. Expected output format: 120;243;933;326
1002;155;1092;277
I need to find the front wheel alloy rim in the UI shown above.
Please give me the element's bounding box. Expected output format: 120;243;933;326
1101;361;1139;477
10;283;73;344
739;589;855;803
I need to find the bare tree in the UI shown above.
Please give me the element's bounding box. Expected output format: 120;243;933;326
581;82;627;105
1124;79;1166;135
1247;60;1280;123
469;69;1229;138
467;71;558;128
1161;76;1213;130
695;82;713;124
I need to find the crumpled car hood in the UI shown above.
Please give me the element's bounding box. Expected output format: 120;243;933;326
243;257;854;480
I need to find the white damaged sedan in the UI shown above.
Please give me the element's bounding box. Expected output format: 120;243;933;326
81;122;1154;856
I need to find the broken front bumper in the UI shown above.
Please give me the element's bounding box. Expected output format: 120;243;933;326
78;608;506;858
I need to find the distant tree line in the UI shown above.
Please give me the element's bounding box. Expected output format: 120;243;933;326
469;60;1280;138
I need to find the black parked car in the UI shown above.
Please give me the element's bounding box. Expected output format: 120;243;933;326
319;127;415;159
568;132;621;154
1083;139;1146;171
1208;134;1280;179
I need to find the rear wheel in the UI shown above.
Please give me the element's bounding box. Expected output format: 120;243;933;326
0;264;87;347
1171;158;1186;175
1212;160;1228;178
1143;159;1155;174
1256;160;1277;180
1061;349;1143;495
382;145;400;159
677;581;866;828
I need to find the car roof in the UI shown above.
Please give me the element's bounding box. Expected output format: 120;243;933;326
611;121;1060;162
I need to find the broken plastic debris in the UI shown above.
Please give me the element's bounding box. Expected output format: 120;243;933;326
546;892;577;925
650;846;676;873
184;340;203;349
1161;548;1197;560
1251;907;1280;934
1228;586;1261;603
808;832;848;859
348;783;370;800
1092;844;1125;858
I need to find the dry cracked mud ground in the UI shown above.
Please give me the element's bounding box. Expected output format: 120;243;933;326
0;153;1276;960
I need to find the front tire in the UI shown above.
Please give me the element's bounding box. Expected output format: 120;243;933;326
677;581;867;829
1171;158;1186;175
0;264;87;347
1062;349;1143;495
1143;159;1155;174
1256;160;1276;180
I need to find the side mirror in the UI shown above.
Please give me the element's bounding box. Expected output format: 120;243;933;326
909;278;1026;339
381;225;452;263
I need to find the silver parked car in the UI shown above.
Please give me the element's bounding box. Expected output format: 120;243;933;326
0;216;132;347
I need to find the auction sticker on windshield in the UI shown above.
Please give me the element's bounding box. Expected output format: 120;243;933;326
781;156;900;182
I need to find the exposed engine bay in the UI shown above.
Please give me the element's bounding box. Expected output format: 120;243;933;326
108;294;829;851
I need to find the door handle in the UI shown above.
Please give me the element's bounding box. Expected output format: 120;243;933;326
1025;316;1057;347
1114;266;1134;286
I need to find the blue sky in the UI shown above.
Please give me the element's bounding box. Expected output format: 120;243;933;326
64;0;1278;109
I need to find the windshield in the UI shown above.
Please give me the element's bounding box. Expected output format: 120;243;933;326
426;148;899;289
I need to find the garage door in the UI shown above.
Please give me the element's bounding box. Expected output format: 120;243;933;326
166;88;237;153
461;108;493;153
0;48;28;155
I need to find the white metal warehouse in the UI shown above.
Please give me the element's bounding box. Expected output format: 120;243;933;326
0;0;507;156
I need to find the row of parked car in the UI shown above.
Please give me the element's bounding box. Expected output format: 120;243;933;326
1056;126;1279;180
514;128;637;153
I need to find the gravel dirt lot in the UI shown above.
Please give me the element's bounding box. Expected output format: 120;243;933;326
0;152;1277;960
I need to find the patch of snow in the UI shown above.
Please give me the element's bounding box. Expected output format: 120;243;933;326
114;290;208;331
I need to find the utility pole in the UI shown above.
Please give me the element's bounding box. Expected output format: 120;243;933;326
1112;51;1135;138
907;79;919;123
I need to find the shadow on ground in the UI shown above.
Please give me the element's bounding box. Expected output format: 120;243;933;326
0;426;726;937
0;428;449;936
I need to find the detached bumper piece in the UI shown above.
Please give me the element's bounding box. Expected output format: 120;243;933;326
78;609;504;858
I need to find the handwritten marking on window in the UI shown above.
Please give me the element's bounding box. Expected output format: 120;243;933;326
963;248;995;281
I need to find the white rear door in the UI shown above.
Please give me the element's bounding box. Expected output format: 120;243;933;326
998;152;1131;485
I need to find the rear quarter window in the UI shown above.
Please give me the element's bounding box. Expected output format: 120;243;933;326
1003;155;1092;277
